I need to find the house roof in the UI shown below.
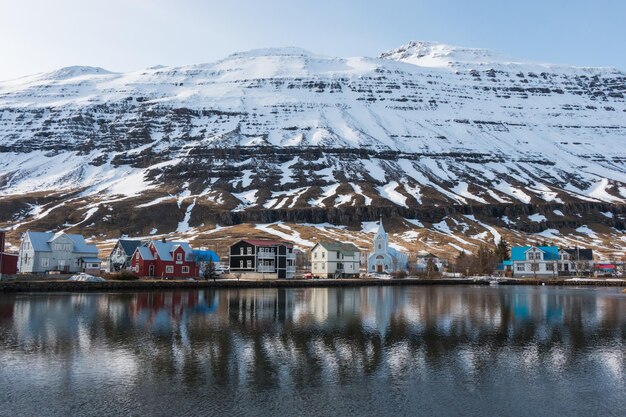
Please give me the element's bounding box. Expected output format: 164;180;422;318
150;240;194;261
417;251;437;258
316;241;360;253
511;246;559;261
25;231;98;254
193;249;220;262
137;247;154;261
563;248;594;261
81;257;102;263
241;239;293;248
118;239;144;256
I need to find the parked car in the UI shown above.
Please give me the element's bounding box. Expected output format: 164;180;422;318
303;272;319;279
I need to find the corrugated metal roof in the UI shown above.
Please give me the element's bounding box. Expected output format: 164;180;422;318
81;257;102;263
25;231;98;254
137;247;154;261
118;239;143;255
316;241;360;253
511;246;559;261
151;240;194;261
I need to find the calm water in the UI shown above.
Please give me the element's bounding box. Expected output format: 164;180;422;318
0;286;624;417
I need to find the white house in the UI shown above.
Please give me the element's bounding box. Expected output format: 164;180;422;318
367;218;408;274
310;241;360;278
415;251;446;272
18;231;101;274
511;245;559;278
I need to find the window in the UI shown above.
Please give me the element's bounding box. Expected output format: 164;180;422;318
240;248;244;255
182;266;189;274
165;266;174;274
41;258;49;267
247;260;252;268
322;252;325;259
247;247;253;255
240;260;244;268
546;263;554;271
176;253;182;261
372;265;375;271
314;252;317;259
516;264;525;272
378;244;382;250
337;251;340;259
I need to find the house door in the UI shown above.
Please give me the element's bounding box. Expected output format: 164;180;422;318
149;265;155;277
377;264;383;273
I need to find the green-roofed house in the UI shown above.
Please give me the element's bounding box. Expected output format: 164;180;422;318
310;241;361;278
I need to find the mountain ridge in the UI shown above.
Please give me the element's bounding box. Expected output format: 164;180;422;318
0;41;625;258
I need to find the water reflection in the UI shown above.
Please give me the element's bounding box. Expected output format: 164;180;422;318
0;286;624;416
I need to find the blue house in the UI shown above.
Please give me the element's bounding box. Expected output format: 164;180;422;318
511;246;559;278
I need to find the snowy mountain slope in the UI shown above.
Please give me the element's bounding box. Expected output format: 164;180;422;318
0;41;625;255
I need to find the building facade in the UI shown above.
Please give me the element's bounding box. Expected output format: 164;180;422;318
229;239;295;279
310;241;361;278
558;248;594;276
511;246;559;278
0;229;18;276
108;239;144;272
415;251;446;273
17;231;101;274
366;219;408;274
130;240;198;278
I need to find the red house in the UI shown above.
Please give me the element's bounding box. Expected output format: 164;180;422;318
130;240;199;279
0;229;18;276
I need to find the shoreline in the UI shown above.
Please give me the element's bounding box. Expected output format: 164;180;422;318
0;277;625;293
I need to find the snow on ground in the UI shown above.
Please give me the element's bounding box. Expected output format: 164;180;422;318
601;211;614;218
553;210;564;216
536;229;560;239
361;221;379;234
405;218;424;228
528;213;547;222
176;198;196;233
376;181;407;208
464;214;501;244
254;223;314;247
576;225;598;239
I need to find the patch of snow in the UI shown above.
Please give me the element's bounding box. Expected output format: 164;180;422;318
528;213;547;222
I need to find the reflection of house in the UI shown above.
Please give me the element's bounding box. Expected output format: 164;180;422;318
229;240;295;279
130;239;198;278
18;231;101;274
0;229;18;275
108;239;144;272
310;241;360;278
415;251;446;272
367;218;408;273
511;246;558;278
558;248;594;275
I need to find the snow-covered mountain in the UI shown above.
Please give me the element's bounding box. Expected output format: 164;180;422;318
1;41;625;257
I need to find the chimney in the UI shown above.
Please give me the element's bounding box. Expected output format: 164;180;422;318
161;237;166;243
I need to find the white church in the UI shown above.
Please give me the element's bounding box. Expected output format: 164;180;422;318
367;217;408;274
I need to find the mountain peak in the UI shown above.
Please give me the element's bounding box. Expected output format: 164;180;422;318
380;41;520;68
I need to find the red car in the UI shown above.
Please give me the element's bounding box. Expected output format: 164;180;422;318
303;273;319;279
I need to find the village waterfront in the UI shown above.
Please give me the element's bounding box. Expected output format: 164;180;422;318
0;285;624;417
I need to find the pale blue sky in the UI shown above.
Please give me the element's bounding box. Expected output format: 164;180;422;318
1;0;624;80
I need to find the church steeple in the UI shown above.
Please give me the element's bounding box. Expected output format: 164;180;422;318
374;216;388;254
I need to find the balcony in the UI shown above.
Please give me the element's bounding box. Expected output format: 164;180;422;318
257;252;276;259
257;266;276;273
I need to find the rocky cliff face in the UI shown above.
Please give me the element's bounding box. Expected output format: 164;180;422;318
1;42;625;257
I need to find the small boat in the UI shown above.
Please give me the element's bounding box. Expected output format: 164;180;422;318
489;279;499;286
